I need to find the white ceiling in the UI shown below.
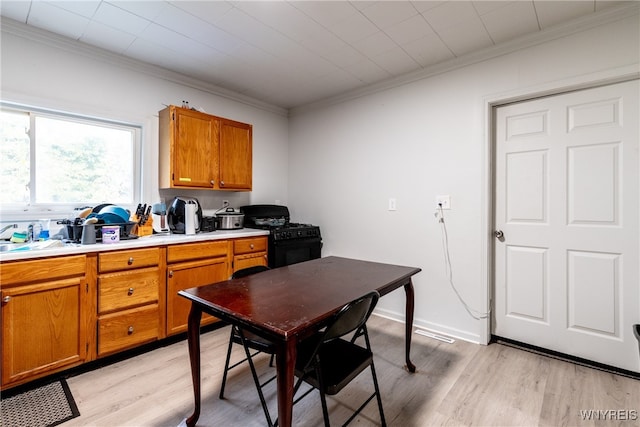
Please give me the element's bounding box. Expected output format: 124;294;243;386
0;1;633;110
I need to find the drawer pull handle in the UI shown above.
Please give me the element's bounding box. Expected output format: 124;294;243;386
128;257;134;265
128;287;134;295
2;296;10;303
128;326;134;335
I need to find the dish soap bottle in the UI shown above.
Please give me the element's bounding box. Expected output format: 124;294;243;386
39;219;50;240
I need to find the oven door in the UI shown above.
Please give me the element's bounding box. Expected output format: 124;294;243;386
269;237;322;268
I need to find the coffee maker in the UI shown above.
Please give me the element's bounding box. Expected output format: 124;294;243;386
167;197;202;233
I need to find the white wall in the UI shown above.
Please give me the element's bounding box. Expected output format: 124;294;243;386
287;13;640;343
2;11;638;344
0;21;290;214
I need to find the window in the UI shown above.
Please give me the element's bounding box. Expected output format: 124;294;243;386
0;103;141;214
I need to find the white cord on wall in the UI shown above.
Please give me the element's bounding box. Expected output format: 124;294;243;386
437;204;490;320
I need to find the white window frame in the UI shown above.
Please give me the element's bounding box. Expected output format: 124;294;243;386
0;101;143;220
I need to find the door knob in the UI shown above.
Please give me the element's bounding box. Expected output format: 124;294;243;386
494;230;504;240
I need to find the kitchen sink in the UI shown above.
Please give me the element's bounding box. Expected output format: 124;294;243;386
0;240;65;252
0;242;22;252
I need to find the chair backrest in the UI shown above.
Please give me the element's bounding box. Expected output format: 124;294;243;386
323;291;379;342
231;265;270;279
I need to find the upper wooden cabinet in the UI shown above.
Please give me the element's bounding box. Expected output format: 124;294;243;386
219;118;253;190
159;105;252;191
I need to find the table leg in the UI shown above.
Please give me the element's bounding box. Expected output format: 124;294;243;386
275;338;297;427
404;280;416;373
185;304;203;427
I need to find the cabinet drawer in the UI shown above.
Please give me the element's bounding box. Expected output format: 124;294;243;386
98;305;159;356
99;248;160;273
98;267;159;314
167;240;228;263
233;237;267;255
0;255;86;286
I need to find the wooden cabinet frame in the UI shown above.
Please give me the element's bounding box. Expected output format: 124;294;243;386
159;105;252;191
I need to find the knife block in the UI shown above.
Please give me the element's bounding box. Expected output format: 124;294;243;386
131;214;154;237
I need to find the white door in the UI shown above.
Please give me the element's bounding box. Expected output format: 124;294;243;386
493;80;639;373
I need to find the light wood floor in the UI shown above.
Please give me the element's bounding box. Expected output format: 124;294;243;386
61;315;639;427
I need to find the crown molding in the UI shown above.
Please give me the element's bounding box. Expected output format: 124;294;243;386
0;17;289;117
288;2;640;116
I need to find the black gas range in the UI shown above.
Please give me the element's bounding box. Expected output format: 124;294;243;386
240;205;322;268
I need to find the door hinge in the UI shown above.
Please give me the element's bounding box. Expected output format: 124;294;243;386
86;283;89;293
86;343;89;353
172;112;175;121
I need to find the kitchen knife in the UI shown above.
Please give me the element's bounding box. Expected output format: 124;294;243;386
141;205;152;225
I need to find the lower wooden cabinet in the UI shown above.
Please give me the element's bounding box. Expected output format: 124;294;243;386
0;235;268;389
97;248;164;357
166;240;230;335
233;236;268;272
0;255;90;388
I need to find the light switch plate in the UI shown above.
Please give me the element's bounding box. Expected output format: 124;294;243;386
388;198;397;211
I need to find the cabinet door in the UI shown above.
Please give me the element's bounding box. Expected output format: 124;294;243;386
167;257;229;335
173;108;220;188
1;278;87;386
219;119;252;190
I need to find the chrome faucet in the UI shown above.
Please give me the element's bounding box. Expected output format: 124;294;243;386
0;223;17;236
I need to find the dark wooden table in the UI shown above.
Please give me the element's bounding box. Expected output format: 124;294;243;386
179;256;421;427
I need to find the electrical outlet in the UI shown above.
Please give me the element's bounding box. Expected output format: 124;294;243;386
436;195;451;209
388;198;397;211
222;200;230;208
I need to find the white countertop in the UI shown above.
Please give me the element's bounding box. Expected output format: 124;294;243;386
0;229;269;262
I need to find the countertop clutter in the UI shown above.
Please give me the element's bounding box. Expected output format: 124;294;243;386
0;229;269;262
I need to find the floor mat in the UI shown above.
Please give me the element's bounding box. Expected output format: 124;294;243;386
1;379;80;427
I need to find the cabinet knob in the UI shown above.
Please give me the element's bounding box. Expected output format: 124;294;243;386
128;326;134;335
210;180;215;186
128;257;134;265
250;244;254;249
169;270;174;278
2;296;10;303
128;287;134;295
220;181;225;186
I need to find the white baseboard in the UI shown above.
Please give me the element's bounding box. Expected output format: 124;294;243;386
372;308;483;345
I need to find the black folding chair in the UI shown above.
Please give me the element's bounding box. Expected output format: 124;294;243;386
284;290;386;427
219;265;276;426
